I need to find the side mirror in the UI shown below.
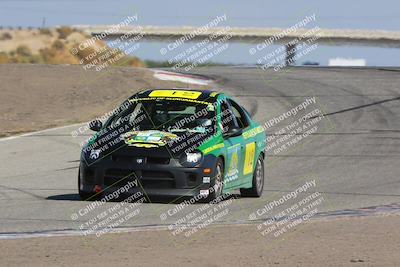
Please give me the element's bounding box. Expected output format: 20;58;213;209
89;120;102;132
223;127;242;138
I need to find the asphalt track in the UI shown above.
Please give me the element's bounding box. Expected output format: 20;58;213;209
1;66;400;237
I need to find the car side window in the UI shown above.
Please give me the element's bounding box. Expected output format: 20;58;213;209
228;99;250;129
220;100;239;133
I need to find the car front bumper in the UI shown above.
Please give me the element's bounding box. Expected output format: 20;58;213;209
79;154;218;198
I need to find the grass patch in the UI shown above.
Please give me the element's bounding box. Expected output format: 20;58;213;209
39;28;52;36
56;26;73;39
0;32;12;40
0;28;146;67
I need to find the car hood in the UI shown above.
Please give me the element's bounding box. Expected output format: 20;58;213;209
82;128;215;163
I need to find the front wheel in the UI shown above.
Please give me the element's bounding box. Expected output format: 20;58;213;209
208;158;224;201
240;155;264;197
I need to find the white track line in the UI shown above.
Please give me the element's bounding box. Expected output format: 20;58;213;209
153;70;212;85
0;225;169;240
0;123;84;142
0;221;256;240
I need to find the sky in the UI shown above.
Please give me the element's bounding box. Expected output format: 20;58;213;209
1;0;399;30
0;0;399;65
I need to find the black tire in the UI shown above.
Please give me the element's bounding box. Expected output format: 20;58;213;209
240;155;264;197
208;158;224;201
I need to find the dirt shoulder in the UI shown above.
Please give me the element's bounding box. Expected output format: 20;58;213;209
1;214;398;267
0;64;208;137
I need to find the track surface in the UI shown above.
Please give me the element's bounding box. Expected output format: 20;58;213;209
1;66;400;235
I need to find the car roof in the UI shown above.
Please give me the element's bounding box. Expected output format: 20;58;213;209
131;88;223;102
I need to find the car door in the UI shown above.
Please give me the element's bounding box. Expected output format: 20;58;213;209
220;100;244;190
227;99;256;184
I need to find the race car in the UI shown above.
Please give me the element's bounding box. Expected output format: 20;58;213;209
79;89;266;201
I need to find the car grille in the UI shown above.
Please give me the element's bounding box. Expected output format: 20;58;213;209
146;157;170;164
111;155;170;165
104;169;137;187
104;169;176;189
140;170;175;189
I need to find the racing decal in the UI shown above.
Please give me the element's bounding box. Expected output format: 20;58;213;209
199;189;209;197
225;144;239;182
243;142;256;175
209;92;218;97
149;90;202;99
122;130;177;147
225;150;239;182
243;126;264;139
203;143;225;154
131;143;158;148
203;176;211;183
129;97;210;106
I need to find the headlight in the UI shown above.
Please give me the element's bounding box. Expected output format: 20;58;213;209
180;151;203;166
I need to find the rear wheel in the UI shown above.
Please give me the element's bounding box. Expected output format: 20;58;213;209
240;155;264;197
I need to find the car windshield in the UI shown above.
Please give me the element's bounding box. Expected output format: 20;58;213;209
105;98;216;134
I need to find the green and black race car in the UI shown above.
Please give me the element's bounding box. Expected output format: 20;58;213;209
79;89;266;201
